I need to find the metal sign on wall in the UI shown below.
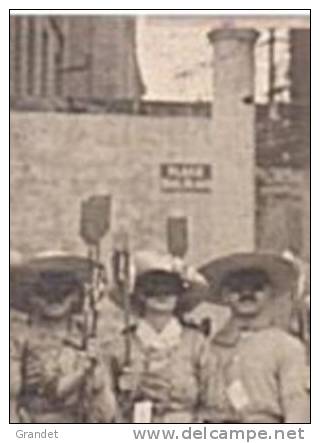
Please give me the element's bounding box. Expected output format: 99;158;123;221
160;163;212;193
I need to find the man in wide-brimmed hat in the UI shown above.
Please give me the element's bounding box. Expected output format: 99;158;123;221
199;252;310;424
103;250;217;423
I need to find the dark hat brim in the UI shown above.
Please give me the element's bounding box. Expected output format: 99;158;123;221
199;252;297;303
28;255;103;282
10;254;103;313
109;269;206;315
134;270;185;296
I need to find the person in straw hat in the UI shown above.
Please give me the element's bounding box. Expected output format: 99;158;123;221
11;252;114;423
103;250;217;423
199;252;310;424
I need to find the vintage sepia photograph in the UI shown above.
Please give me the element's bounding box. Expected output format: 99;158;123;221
10;11;310;424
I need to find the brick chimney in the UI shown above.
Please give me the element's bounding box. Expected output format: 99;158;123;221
207;29;258;255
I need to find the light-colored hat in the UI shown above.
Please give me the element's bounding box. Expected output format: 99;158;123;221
29;251;103;283
133;250;207;286
199;252;298;303
10;251;104;313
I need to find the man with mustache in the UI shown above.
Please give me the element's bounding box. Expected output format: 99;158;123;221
200;253;310;424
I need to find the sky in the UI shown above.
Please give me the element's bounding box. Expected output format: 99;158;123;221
136;16;308;103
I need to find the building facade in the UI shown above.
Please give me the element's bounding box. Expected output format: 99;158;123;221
10;19;310;267
10;15;144;111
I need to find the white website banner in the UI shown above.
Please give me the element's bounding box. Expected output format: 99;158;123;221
3;424;312;443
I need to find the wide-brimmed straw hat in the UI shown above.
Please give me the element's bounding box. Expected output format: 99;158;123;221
10;251;103;313
198;252;298;303
28;251;103;282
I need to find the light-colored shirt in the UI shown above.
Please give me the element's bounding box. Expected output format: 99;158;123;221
12;320;112;423
104;318;217;423
211;321;310;423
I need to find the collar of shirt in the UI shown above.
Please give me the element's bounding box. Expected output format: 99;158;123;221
213;315;274;347
136;317;183;352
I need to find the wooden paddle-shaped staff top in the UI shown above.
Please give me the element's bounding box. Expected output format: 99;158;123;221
80;195;111;246
166;216;188;259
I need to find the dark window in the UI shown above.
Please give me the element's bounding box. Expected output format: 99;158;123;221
27;17;35;95
40;29;48;96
